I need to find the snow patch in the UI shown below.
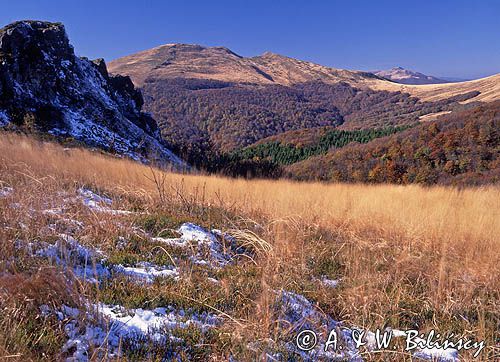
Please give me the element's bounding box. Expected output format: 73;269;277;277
112;262;179;283
37;233;178;284
37;234;110;283
0;110;10;127
60;302;220;361
0;186;13;197
155;223;247;267
387;329;459;361
414;347;458;362
78;187;132;215
78;187;112;206
321;276;340;288
179;223;219;243
97;303;220;337
277;290;362;361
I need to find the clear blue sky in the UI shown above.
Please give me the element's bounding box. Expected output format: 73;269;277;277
2;0;499;79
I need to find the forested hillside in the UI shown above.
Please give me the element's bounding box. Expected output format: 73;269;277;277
142;78;478;168
231;126;412;165
286;101;500;185
206;126;411;178
107;42;498;184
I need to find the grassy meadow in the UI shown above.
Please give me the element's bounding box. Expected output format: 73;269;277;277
0;133;498;361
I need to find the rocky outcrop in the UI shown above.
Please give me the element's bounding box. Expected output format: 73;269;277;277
0;20;185;166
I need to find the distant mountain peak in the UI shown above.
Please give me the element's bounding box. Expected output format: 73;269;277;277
260;51;284;58
374;67;448;85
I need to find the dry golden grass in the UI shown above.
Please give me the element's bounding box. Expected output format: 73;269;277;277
368;73;500;103
2;133;497;246
1;132;499;360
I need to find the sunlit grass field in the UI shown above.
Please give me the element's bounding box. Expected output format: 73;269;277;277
1;133;498;360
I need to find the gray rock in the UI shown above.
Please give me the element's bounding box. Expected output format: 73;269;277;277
0;20;185;167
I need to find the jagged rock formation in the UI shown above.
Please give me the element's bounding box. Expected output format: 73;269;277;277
0;20;185;166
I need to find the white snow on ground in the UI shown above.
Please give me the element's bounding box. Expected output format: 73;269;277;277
63;321;110;361
77;187;132;215
152;236;188;248
0;186;13;197
97;303;220;336
112;262;179;283
277;291;459;361
278;290;362;361
36;234;178;284
42;208;64;215
57;302;220;361
389;330;459;362
414;347;459;362
44;288;460;362
154;223;245;267
178;223;218;243
78;187;112;206
321;276;340;288
42;208;85;229
0;109;9;127
37;234;110;283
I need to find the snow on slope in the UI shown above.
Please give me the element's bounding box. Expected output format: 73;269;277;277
0;20;186;167
374;67;447;85
10;187;462;361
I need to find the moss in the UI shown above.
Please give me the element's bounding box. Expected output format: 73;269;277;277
135;213;185;237
104;233;190;268
105;251;141;267
309;254;343;280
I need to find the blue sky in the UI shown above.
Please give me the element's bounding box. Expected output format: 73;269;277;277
2;0;499;79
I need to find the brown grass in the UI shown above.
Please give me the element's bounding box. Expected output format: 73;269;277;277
368;73;500;103
0;132;499;360
2;133;497;246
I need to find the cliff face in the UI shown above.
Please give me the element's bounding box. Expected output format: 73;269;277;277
0;20;184;166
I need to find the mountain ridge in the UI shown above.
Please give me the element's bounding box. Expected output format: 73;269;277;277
107;42;492;169
108;43;384;88
109;42;500;103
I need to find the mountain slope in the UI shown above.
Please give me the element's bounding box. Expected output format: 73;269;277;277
108;43;382;87
107;43;499;177
285;101;500;185
374;67;447;85
108;44;489;169
0;21;185;166
109;43;499;103
369;73;500;104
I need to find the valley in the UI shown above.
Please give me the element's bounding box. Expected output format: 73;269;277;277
108;44;499;184
0;11;498;362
